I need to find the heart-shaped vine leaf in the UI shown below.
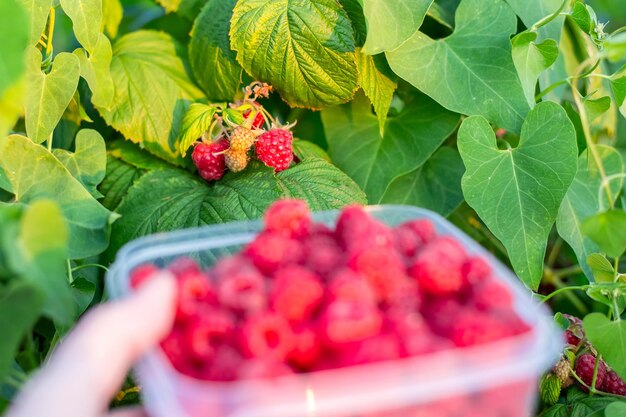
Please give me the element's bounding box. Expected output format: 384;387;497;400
584;313;626;381
230;0;358;109
0;0;28;97
25;47;80;144
582;210;626;258
512;32;559;107
189;0;242;101
59;0;102;53
74;34;114;109
381;147;465;217
322;92;460;203
97;31;204;166
505;0;564;41
386;0;529;133
361;0;433;55
458;101;577;289
556;146;623;281
53;129;107;199
17;0;51;46
178;103;218;156
586;253;616;283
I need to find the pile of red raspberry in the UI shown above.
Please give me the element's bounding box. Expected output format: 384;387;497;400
130;199;530;381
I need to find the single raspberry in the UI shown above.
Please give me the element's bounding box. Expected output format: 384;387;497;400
564;314;584;347
271;265;324;323
388;311;451;356
130;263;158;289
238;359;294;379
328;268;377;304
200;345;242;381
602;369;626;395
255;128;294;172
422;297;465;335
213;255;266;314
243;108;265;130
264;199;312;239
408;236;467;296
338;333;401;366
184;308;235;362
303;233;343;277
383;277;421;314
347;246;407;302
322;299;382;344
335;205;393;252
240;312;295;360
192;139;229;181
462;256;491;285
244;232;304;275
575;354;607;391
470;278;513;311
160;329;196;376
287;326;320;369
175;270;215;321
224;148;249;172
392;220;435;258
228;126;258;152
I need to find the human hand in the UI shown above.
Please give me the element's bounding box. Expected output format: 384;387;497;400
6;272;176;417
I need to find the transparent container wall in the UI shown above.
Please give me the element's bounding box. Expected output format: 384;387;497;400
107;206;562;417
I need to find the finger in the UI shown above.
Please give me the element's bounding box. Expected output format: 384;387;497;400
106;407;149;417
7;272;176;417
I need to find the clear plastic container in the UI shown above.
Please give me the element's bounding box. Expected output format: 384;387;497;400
107;205;563;417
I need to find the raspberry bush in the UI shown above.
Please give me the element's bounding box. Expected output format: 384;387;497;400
0;0;624;415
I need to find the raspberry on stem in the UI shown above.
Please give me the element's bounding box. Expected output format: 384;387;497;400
255;128;294;172
192;138;229;182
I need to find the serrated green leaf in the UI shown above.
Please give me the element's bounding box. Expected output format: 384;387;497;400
322;92;460;203
387;0;529;133
586;254;616;283
178;103;218;156
605;402;626;417
292;140;331;162
458;101;577;290
512;32;559;107
339;0;367;47
0;281;44;382
0;0;28;98
584;313;626;381
361;0;433;54
97;31;204;166
0;135;116;259
230;0;358;109
98;156;143;211
104;164;281;261
178;0;207;20
556;146;623;281
25;48;80;144
571;1;592;34
355;50;397;136
17;0;52;46
276;158;366;210
381;147;465;217
74;34;114;110
582;210;626;259
107;139;172;171
189;0;242;101
540;387;626;417
102;0;123;38
59;0;102;53
584;96;611;123
53;129;107;199
156;0;181;13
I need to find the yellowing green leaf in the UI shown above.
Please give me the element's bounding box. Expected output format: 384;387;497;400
102;0;123;38
59;0;102;53
17;0;52;46
178;103;218;156
0;0;28;97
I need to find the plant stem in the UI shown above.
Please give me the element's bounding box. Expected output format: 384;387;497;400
71;263;109;273
67;259;74;284
47;134;53;152
547;237;563;267
553;264;583;279
529;0;570;32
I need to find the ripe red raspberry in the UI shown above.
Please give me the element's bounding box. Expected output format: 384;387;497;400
422;297;465;335
264;199;311;239
243;108;265;129
303;233;343;277
335;205;393;251
328;268;377;304
184;308;235;362
240;312;295;360
470;278;513;311
271;265;324;323
192;139;229;181
255;128;294;172
575;354;607;391
175;270;215;321
200;345;242;381
322;299;383;344
446;309;510;347
462;256;491;285
384;277;421;314
244;232;304;275
129;263;158;289
160;329;196;375
602;370;626;395
389;311;452;356
287;326;320;369
392;220;435;258
338;333;402;366
408;236;467;296
213;256;266;314
347;246;407;302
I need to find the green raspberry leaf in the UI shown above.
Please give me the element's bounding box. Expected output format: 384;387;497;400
605;402;626;417
0;135;117;259
381;147;465;217
189;0;242;101
0;0;28;98
386;0;529;133
322;92;460;203
556;146;623;281
230;0;358;109
178;103;219;156
276;158;367;210
53;129;108;199
584;313;626;381
17;0;52;46
356;50;397;136
59;0;102;53
99;156;143;211
25;47;80;144
97;31;204;166
582;210;626;259
458;101;577;290
511;32;559;107
360;0;433;55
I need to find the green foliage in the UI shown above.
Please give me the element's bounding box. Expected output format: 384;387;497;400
17;0;52;46
584;313;626;380
582;210;626;258
0;0;28;98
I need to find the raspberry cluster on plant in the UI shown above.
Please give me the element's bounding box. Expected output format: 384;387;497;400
130;199;530;382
